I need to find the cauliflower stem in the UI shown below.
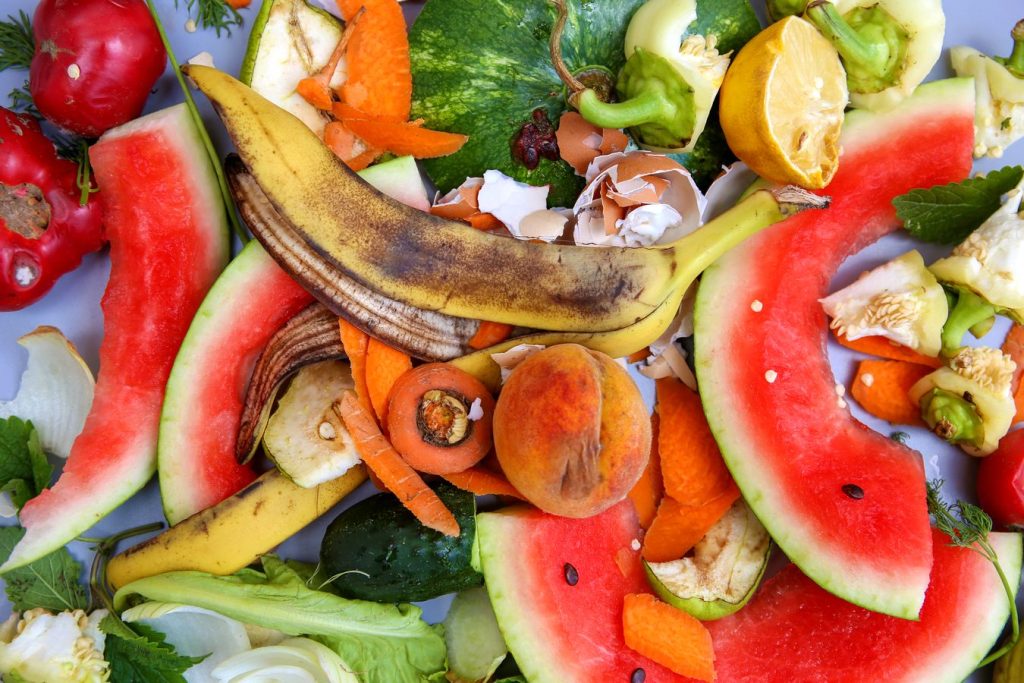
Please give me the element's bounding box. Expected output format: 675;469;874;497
942;289;999;356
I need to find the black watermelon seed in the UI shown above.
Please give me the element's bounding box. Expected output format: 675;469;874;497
563;562;579;586
842;483;865;500
631;668;646;683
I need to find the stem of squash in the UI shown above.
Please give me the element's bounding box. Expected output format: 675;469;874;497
548;0;585;101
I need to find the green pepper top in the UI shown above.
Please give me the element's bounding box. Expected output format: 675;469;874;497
552;0;730;153
800;0;944;112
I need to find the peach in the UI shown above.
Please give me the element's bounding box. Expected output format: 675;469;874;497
493;344;651;518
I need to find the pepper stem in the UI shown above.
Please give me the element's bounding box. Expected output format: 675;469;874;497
576;88;670;131
805;1;899;87
920;388;985;448
941;289;998;356
1005;19;1024;76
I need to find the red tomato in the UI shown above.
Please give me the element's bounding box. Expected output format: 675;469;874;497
29;0;166;137
977;429;1024;529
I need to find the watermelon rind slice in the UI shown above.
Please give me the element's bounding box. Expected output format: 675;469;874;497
695;78;977;619
0;104;229;572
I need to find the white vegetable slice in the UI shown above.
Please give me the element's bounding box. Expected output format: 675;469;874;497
212;638;358;683
121;602;252;683
0;326;94;459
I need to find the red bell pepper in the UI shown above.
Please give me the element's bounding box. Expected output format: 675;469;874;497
0;107;104;310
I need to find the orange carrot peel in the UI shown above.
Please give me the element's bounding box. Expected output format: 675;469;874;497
850;359;932;426
296;8;365;111
334;391;460;536
834;333;942;368
622;593;716;682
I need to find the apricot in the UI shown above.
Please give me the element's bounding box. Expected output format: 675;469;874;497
493;344;651;518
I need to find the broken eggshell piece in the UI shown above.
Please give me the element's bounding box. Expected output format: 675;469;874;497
555;111;630;176
573;151;707;247
431;172;565;240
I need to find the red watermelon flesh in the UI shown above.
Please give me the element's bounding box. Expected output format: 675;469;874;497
158;241;313;524
708;529;1022;682
694;79;976;618
476;501;699;683
0;104;229;572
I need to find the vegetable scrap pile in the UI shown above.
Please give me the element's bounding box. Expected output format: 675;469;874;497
1;0;1024;682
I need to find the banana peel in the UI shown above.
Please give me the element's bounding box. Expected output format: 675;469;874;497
105;467;366;591
188;65;826;334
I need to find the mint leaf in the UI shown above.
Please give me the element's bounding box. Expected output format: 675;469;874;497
0;416;53;510
102;616;204;683
893;165;1024;244
0;526;87;612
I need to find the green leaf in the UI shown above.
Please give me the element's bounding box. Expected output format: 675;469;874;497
174;0;243;37
894;165;1024;244
101;616;204;683
0;417;53;510
0;10;33;72
0;526;88;612
114;556;448;683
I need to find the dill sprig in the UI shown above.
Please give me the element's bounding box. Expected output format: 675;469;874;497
927;479;1019;668
175;0;243;38
8;81;37;117
0;10;33;72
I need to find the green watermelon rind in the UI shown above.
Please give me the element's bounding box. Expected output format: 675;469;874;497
0;105;229;573
694;78;976;619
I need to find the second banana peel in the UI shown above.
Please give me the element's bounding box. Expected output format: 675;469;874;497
105;466;367;591
188;64;828;338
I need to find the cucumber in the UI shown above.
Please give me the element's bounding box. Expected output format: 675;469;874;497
319;481;481;602
444;587;508;683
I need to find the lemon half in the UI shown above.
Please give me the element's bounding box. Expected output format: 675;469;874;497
720;16;848;189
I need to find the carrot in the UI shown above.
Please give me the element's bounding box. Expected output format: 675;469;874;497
323;121;382;171
226;0;251;8
296;10;363;111
334;391;460;536
656;378;736;507
626;348;649;364
469;321;514;350
365;338;412;424
337;115;468;159
338;318;372;416
641;491;738;563
628;413;662;529
1003;325;1024;424
622;593;716;682
442;466;525;499
335;0;412;120
387;363;495;474
834;333;942;368
850;359;932;426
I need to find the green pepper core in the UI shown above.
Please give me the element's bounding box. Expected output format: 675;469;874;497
941;289;999;356
805;0;909;95
576;49;696;149
994;19;1024;78
969;315;997;340
920;388;986;448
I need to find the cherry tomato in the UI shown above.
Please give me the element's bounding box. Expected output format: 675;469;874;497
977;429;1024;529
29;0;166;137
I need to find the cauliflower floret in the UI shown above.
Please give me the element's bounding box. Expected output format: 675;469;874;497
930;183;1024;320
0;608;110;683
821;250;947;356
909;347;1017;456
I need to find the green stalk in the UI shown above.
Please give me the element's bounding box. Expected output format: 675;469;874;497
920;389;985;447
576;88;670;130
941;290;998;356
805;1;888;73
979;555;1021;668
144;0;248;245
88;521;165;613
998;20;1024;78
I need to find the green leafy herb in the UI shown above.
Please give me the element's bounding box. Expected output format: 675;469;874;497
100;615;204;683
175;0;243;37
927;479;1019;668
0;526;88;612
890;431;910;444
114;555;448;683
7;81;37;116
893;165;1024;244
0;417;53;511
0;10;33;72
144;0;247;243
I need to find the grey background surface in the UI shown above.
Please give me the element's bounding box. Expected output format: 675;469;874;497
0;1;1022;680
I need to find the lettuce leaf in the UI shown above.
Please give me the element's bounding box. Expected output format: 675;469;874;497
113;556;447;683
